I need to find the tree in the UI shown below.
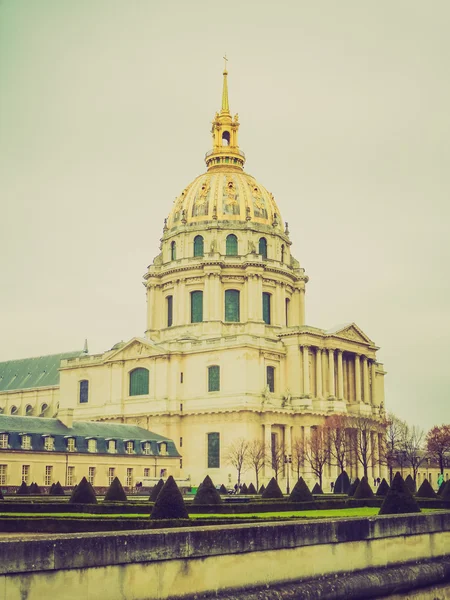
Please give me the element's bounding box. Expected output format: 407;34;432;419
326;414;351;474
271;440;285;482
291;437;305;480
383;413;407;484
402;424;427;483
246;439;266;491
426;425;450;475
351;416;378;479
305;426;329;489
226;438;249;486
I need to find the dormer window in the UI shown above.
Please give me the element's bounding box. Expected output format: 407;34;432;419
142;442;152;455
87;438;97;453
21;435;31;450
159;442;168;456
67;438;76;452
125;441;134;454
44;436;55;451
107;439;116;453
0;434;8;449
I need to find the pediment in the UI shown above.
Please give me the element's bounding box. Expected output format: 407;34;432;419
327;323;373;345
105;337;164;362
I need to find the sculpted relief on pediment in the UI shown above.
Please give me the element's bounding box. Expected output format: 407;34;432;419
335;326;370;344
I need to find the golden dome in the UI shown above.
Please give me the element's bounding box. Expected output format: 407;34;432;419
167;171;283;232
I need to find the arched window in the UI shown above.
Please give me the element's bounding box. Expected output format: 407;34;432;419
262;292;271;325
281;244;285;263
225;289;240;322
79;380;89;404
191;291;203;323
167;295;173;327
259;237;267;259
267;366;275;393
285;298;290;326
226;234;238;256
129;368;149;396
10;405;18;415
25;404;33;415
171;241;177;261
193;235;204;257
222;131;230;146
40;403;48;416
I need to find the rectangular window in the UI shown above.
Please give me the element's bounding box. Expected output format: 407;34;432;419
143;467;150;477
22;465;30;484
67;466;75;486
67;438;76;452
224;289;240;322
0;465;7;485
207;432;220;468
142;442;152;455
45;466;53;486
79;380;89;403
108;440;116;453
87;439;97;453
167;295;173;327
126;468;133;487
208;365;220;392
285;298;290;326
159;442;167;456
191;290;203;323
0;434;8;449
44;437;55;451
180;372;183;383
21;435;31;450
180;458;183;469
179;437;183;448
267;366;275;393
88;467;95;485
108;467;115;485
262;292;271;325
126;441;134;454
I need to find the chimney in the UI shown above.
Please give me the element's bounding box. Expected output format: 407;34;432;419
58;408;74;429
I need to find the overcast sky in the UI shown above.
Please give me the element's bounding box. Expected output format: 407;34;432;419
1;1;449;431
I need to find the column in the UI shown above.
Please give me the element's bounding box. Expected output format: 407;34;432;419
247;274;255;320
146;285;155;331
371;361;377;406
276;283;284;326
298;288;305;325
255;275;263;321
362;356;369;403
302;346;310;397
337;350;344;400
203;274;210;321
354;354;361;403
315;348;323;398
264;424;272;477
328;349;335;398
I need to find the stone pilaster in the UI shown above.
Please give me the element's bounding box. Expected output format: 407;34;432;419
302;346;310;397
316;348;323;398
328;349;335;398
337;350;344;400
354;354;361;403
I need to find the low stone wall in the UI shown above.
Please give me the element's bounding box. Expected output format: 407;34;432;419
0;512;449;600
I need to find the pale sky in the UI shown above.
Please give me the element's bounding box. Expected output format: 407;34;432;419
1;1;449;431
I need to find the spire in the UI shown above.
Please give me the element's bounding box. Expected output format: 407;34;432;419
221;55;229;113
83;339;89;354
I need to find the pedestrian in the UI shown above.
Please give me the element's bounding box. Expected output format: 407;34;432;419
330;481;334;492
437;473;444;491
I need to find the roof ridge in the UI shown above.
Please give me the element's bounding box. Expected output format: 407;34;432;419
0;350;84;365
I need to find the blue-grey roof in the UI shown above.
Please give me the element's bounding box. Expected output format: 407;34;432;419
0;351;84;392
0;415;180;457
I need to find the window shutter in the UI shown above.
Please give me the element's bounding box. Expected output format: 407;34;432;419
267;366;275;393
225;289;240;322
259;237;267;259
129;368;149;396
194;236;204;257
207;432;220;468
226;234;238;256
167;296;173;327
262;292;271;325
191;291;203;323
208;366;220;392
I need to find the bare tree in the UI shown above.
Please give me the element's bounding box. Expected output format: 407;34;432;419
402;424;427;483
226;438;249;486
291;437;305;480
326;414;351;474
426;425;450;475
351;416;378;479
383;412;407;483
271;440;285;482
246;439;266;491
305;426;329;489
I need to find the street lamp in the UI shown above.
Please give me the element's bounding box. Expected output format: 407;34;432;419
284;454;292;494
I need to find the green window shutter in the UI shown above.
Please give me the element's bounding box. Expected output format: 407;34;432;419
267;366;275;393
226;234;238;256
129;368;149;396
262;292;271;324
207;432;220;468
191;291;203;323
225;289;240;322
79;380;89;403
167;296;173;327
259;237;267;259
194;236;204;257
208;365;220;392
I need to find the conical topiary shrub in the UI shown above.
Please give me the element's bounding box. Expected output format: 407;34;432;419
0;487;3;500
193;475;222;505
441;480;450;502
29;482;42;495
104;477;128;502
438;480;447;496
289;477;313;502
334;471;350;494
219;484;228;495
258;484;265;495
149;479;164;502
312;483;323;494
247;483;257;495
347;478;360;497
404;474;416;493
17;481;29;496
49;483;55;495
416;478;436;499
240;483;248;494
379;472;421;515
69;477;97;504
51;481;65;496
261;477;284;499
376;478;390;496
353;476;374;499
151;475;189;520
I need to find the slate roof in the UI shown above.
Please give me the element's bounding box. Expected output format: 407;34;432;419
0;415;180;457
0;351;85;392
